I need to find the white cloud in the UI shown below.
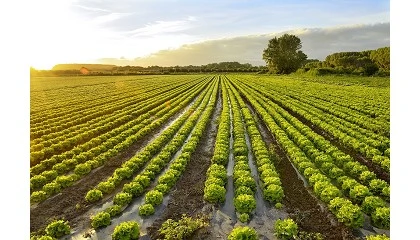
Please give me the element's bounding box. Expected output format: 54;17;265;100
95;22;390;67
125;17;197;37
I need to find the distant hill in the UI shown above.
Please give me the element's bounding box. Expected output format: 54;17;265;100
51;64;117;71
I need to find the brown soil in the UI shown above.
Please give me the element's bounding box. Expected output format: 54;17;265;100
245;101;357;240
146;85;222;240
30;106;193;235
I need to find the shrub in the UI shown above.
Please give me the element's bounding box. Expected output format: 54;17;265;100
122;182;144;197
139;204;155;216
31;191;48;203
234;194;256;214
361;196;386;215
145;190;164;206
274;218;298;240
113;192;132;206
228;226;258;240
371;207;390;229
105;205;122;217
91;211;111;229
112;221;140;240
45;220;71;238
264;184;284;203
85;189;103;203
204;183;226;203
158;214;208;240
97;181;115;194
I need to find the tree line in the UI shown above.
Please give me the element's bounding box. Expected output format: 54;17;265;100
262;34;389;76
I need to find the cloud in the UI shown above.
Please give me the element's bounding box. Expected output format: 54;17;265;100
95;22;390;67
125;17;197;37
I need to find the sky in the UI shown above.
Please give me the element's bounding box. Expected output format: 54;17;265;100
28;0;390;69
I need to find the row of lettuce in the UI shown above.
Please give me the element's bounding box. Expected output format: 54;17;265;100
229;76;389;230
238;76;390;173
31;216;390;240
30;77;213;204
87;77;219;229
30;76;206;166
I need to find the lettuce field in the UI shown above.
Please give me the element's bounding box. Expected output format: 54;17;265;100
30;74;390;240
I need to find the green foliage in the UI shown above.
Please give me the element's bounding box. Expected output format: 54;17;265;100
91;211;111;229
238;213;250;223
37;236;55;240
234;194;257;214
139;204;155;216
45;220;71;238
204;183;226;204
228;226;258;240
42;182;61;196
361;196;386;215
74;163;92;176
145;190;164;206
134;175;151;188
158;214;209;240
262;34;308;74
274;218;298;240
336;204;364;228
122;182;144;197
85;189;103;203
349;185;372;204
113;192;132;206
105;205;122;217
371;207;390;229
97;181;115;194
31;191;48;203
297;231;324;240
235;186;254;197
112;221;140;240
30;175;48;190
155;183;170;195
365;234;390;240
263;184;284;203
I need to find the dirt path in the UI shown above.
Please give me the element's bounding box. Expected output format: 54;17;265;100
30;101;200;234
146;85;222;239
245;101;357;240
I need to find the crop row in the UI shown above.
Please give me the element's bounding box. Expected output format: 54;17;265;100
240;81;390;172
89;78;218;228
30;77;205;164
30;79;212;202
230;77;389;230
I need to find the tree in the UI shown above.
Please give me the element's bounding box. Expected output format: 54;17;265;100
370;47;390;70
262;34;307;74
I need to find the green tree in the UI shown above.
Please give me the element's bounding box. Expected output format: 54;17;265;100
262;34;307;74
370;47;390;70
